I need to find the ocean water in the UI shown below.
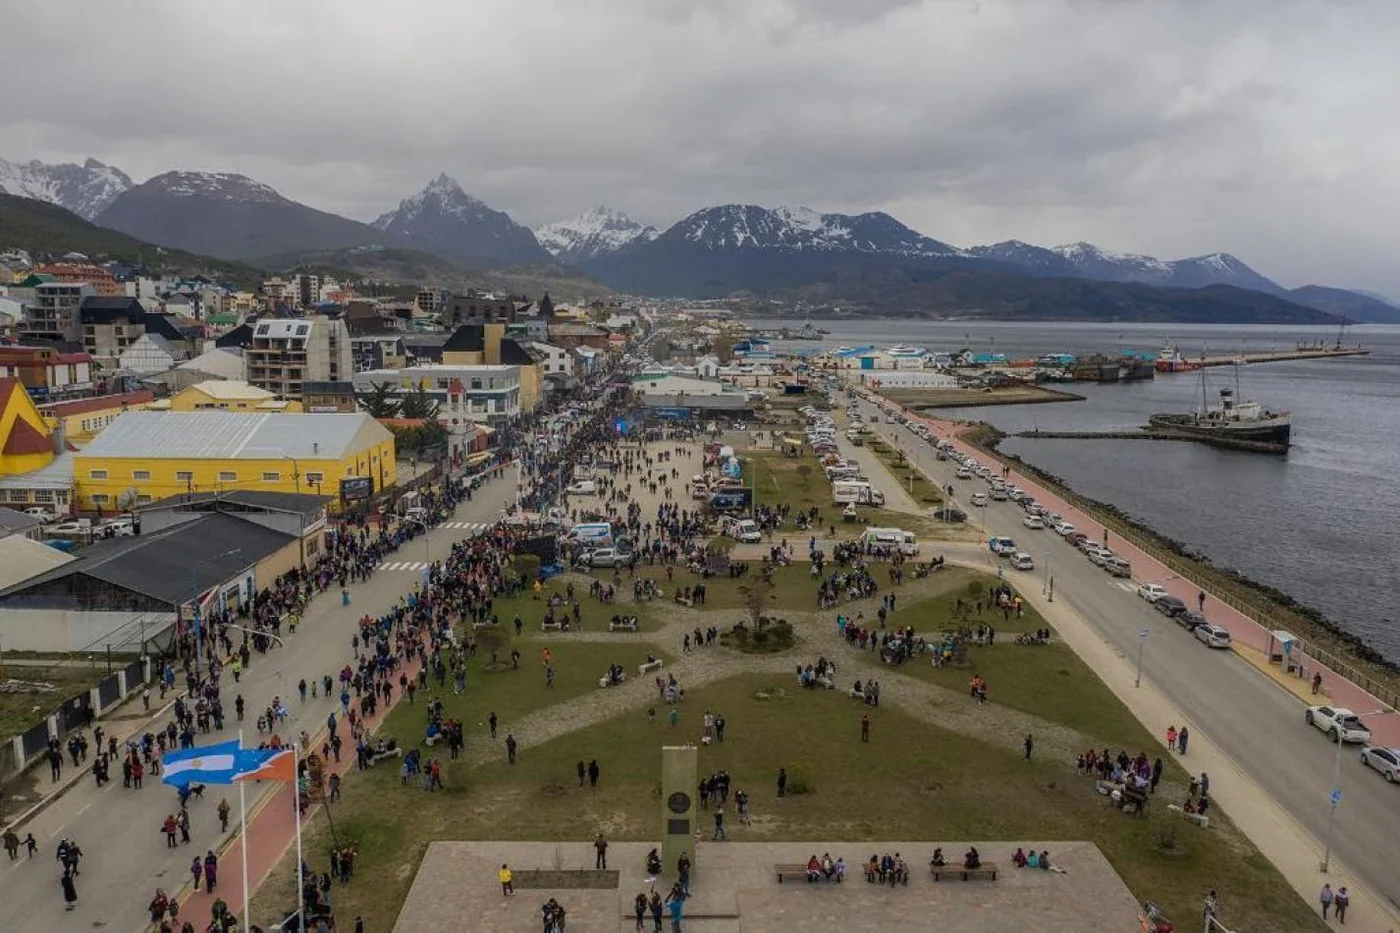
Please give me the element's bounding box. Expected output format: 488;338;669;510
752;319;1400;660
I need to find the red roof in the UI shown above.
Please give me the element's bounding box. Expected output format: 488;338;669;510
2;415;52;456
40;389;153;418
52;352;93;365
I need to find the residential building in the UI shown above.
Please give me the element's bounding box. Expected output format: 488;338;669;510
530;341;574;377
73;410;396;510
441;325;542;412
79;296;199;370
0;508;48;542
35;262;122;296
352;364;522;426
0;345;94;398
293;273;321;310
244;317;353;401
151;380;302;413
445;291;515;326
414;287;452;316
119;333;183;375
302;382;357;413
17;281;92;343
546;322;611;351
39;390;155;446
350;334;407;373
0;377;69;515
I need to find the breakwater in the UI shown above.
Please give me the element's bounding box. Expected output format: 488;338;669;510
1012;428;1287;455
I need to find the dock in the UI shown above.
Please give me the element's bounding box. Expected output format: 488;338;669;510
1192;346;1367;369
1012;428;1288;455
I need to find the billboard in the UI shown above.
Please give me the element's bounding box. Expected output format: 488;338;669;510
709;488;753;512
340;476;374;503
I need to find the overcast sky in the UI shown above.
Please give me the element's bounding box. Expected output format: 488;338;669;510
2;0;1395;293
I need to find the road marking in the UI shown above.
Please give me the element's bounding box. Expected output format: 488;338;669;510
49;802;90;837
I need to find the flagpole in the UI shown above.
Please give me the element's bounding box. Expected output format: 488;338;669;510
239;729;251;933
294;741;304;931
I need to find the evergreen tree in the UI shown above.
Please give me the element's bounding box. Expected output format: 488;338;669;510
355;381;400;418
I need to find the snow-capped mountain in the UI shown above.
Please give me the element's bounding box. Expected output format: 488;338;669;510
534;207;658;262
667;204;963;257
967;239;1281;292
98;171;390;261
965;240;1080;275
373;174;549;267
0;156;133;220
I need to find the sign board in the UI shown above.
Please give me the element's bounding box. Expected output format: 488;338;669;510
710;488;753;512
1139;628;1150;641
340;476;373;503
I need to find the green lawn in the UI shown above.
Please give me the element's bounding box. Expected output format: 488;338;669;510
0;664;107;743
260;671;1325;933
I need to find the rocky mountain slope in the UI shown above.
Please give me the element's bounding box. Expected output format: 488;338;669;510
0;157;133;220
534;206;658;262
372;174;549;268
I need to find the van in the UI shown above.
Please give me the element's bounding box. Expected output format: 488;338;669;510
1104;556;1132;578
860;527;919;556
1010;551;1035;571
726;518;762;544
832;480;885;506
569;522;613;543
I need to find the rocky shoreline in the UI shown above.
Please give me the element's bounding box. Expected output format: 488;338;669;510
960;421;1400;685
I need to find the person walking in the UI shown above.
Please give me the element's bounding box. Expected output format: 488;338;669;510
577;761;587;788
217;798;231;833
3;829;19;861
594;834;609;870
1178;726;1189;754
649;891;664;933
1334;886;1349;924
489;712;498;739
712;805;726;841
634;892;648;931
588;759;600;788
777;767;787;798
499;863;515;896
506;734;518;764
204;851;219;894
190;856;204;891
1319;883;1334;919
1024;734;1034;761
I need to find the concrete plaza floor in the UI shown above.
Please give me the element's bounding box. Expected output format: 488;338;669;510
394;840;1144;932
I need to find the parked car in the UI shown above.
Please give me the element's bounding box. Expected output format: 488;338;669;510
1176;610;1207;631
955;467;973;480
931;507;967;523
1305;706;1373;744
1194;623;1232;649
1052;520;1076;537
1154;595;1188;618
1138;582;1169;602
1010;551;1035;571
583;547;632;569
1103;556;1132;578
22;506;56;523
970;492;988;507
1359;746;1400;783
1064;532;1089;548
1022;514;1045;530
565;480;598;495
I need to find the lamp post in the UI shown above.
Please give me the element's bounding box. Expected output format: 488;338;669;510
190;548;242;670
1322;707;1389;873
403;514;432;573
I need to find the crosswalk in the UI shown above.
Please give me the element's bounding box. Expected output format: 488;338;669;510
439;521;493;534
378;560;431;572
375;521;495;572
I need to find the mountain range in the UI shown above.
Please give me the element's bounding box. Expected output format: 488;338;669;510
3;155;1397;323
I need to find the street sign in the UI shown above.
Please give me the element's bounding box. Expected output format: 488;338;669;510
1139;628;1150;641
1330;789;1342;806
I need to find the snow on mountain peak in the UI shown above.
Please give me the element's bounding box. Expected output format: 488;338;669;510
670;203;960;258
534;206;659;261
145;171;287;204
373;174;493;229
0;155;134;219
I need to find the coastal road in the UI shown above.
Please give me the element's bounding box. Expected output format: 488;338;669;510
0;467;520;933
855;398;1400;917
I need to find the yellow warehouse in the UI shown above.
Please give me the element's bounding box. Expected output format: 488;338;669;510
73;410;396;511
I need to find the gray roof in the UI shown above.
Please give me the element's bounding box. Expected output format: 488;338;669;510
0;512;292;607
0;508;45;532
142;490;328;522
78;411;391;461
641;394;751;411
0;535;75;591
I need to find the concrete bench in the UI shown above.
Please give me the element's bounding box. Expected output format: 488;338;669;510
368;747;402;767
638;658;664;675
471;620;499;630
931;863;998;882
541;620;567;633
609;619;640;632
775;864;841;884
597;672;628;689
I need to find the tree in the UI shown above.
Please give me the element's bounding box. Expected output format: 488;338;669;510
398;385;441;421
538;292;555;319
711;335;733;363
355;381;400;419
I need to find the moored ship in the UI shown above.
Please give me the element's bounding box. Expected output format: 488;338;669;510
1148;386;1292;452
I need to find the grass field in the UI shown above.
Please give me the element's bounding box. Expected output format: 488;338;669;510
0;664;107;742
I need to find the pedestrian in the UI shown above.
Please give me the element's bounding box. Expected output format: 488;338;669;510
205;851;219;893
506;734;518;764
23;833;37;857
178;809;191;844
860;713;870;743
60;871;78;911
1178;726;1189;754
669;707;679;730
1150;758;1163;794
191;856;204;891
217;798;231;833
650;891;664;933
776;767;787;798
713;805;726;841
1166;725;1177;749
577;761;587;788
588;759;600;788
1312;672;1323;695
3;829;18;860
634;893;648;931
667;890;685;932
1320;883;1334;919
1335;886;1349;923
1199;772;1210;797
1197;591;1206;612
594;833;608;870
499;863;515;896
489;712;498;740
1024;734;1034;760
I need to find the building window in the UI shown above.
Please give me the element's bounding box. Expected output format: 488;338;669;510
91;494;111;505
306;471;324;485
132;470;151;481
262;472;281;482
89;469;108;480
136;495;152;505
176;471;193;483
219;471;237;482
7;489;27;503
33;490;54;503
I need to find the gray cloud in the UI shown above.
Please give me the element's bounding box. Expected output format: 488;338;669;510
1;0;1396;293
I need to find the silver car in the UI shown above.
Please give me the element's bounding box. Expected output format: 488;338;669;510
1360;746;1400;783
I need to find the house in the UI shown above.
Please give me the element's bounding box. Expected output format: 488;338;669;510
17;281;92;343
79;296;199;370
150;379;301;413
0;345;94;399
302;382;358;413
73;410;396;510
546;322;611;351
530;341;574;377
445;291;515;326
0;377;73;513
0;508;48;542
35;262;122;296
440;325;542;412
119;333;184;375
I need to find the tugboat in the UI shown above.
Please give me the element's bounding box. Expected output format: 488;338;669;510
1154;343;1201;373
1148;367;1291;452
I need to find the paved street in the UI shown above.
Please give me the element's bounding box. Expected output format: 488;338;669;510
854;396;1400;921
0;467;520;933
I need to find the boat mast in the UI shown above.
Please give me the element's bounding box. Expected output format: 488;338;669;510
1200;341;1209;415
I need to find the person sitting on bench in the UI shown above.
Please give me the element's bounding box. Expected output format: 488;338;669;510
929;848;946;868
879;853;895;883
1012;848;1027;868
833;857;846;881
866;855;882;882
646;849;662;876
820;853;836;880
964;847;981;870
1038;850;1051;871
889;853;909;885
806;855;822;882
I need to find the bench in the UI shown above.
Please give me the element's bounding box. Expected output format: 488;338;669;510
638;658;664;675
541;620;567;633
848;688;865;700
775;864;841;884
931;863;998;882
367;747;402;767
865;867;909;885
609;619;640;632
472;620;499;630
597;671;628;689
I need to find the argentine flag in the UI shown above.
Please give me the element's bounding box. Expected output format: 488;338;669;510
161;740;279;788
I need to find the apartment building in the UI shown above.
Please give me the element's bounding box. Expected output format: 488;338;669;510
244;317;353;401
17;282;92;343
35;262;122;297
352;364;523;425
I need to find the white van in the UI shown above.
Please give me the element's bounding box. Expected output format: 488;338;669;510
569;522;613;543
860;527;919;556
832;480;885;506
726;518;762;544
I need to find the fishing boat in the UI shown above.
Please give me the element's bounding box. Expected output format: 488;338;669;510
1154;343;1201;373
1148;365;1291;452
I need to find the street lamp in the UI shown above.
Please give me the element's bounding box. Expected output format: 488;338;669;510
191;548;242;670
1322;707;1390;873
403;514;432;572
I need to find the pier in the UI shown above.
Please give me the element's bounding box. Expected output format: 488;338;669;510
1012;428;1288;454
1191;346;1368;369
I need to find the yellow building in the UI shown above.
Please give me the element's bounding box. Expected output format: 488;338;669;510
38;390;156;447
0;376;57;476
150;380;304;413
441;324;543;412
73;410;396;511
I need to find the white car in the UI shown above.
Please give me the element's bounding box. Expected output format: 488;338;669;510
1306;706;1373;744
22;506;56;523
565;480;598;495
1084;546;1113;566
1138;582;1169;602
1022;515;1045;530
1010;551;1035;571
970;492;988;507
955;468;973;480
1052;520;1076;537
1194;623;1232;649
1359;746;1400;783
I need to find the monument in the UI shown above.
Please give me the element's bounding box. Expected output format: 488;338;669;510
660;745;698;877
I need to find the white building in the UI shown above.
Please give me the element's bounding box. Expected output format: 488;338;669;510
245;317;353;399
530;341;573;377
353;364;523;425
119;333;182;375
856;370;957;389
